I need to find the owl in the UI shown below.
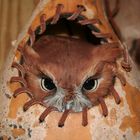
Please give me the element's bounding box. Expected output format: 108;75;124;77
10;35;126;127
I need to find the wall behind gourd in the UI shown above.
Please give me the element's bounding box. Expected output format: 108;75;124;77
0;0;39;70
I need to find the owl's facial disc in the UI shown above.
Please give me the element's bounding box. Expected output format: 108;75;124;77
41;75;100;112
22;35;121;112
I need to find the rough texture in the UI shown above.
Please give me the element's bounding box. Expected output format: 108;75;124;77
0;0;140;139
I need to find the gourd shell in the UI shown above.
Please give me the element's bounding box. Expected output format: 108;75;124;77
0;0;140;139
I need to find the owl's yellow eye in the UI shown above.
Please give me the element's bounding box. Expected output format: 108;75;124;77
82;77;98;92
41;77;56;91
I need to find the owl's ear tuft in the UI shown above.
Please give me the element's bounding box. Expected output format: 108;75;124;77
24;46;39;58
95;43;122;62
21;45;40;66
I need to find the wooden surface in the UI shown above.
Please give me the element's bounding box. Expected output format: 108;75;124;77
0;0;39;70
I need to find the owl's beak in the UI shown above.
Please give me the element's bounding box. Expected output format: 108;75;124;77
61;87;75;103
63;91;76;110
63;92;75;103
60;89;91;112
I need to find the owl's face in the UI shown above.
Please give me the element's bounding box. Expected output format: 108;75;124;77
20;35;122;113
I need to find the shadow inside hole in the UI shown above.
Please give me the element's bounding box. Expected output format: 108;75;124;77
33;15;106;45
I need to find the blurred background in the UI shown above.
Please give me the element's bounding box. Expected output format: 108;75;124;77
0;0;39;70
0;0;140;70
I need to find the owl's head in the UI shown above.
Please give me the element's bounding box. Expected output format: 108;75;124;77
20;35;122;113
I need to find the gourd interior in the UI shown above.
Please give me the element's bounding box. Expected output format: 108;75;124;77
28;15;104;45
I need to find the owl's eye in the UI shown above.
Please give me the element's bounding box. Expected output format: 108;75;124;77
82;77;98;92
41;77;56;91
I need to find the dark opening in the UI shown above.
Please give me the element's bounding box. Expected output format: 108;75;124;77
32;15;106;45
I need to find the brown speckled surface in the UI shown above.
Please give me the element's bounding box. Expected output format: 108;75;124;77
0;0;140;140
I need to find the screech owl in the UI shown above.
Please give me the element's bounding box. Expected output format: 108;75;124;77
10;35;126;127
